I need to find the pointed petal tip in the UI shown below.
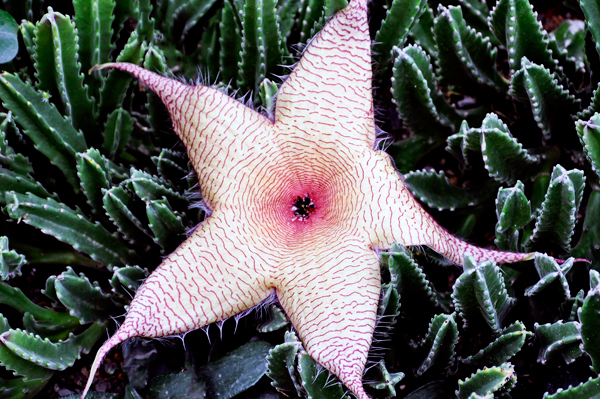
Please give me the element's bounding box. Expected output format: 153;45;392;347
531;252;591;264
493;251;536;264
555;257;591;264
523;252;536;261
88;63;151;80
88;63;119;74
87;62;184;103
80;329;131;399
348;381;372;399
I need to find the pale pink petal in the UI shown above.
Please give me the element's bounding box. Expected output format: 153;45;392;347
276;239;380;399
80;214;273;398
92;63;272;208
274;0;375;149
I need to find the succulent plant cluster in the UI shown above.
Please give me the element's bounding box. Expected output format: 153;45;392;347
0;0;600;398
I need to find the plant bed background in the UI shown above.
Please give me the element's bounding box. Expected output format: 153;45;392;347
1;0;600;398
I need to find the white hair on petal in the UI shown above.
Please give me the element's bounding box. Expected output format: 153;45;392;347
232;90;256;109
149;335;180;348
418;245;460;268
322;371;339;389
216;319;226;340
160;330;191;351
271;73;290;83
185;222;200;238
370;40;382;55
189;66;222;88
185;190;202;203
109;316;123;333
373;246;386;261
410;244;422;254
364;359;381;373
234;289;279;327
258;85;280;121
185;181;212;228
201;325;211;344
373;126;392;152
342;388;353;399
189;199;213;216
118;286;135;300
313;362;325;384
370;39;384;76
365;287;399;364
290;42;306;55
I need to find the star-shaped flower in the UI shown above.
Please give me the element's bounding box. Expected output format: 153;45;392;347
81;0;534;397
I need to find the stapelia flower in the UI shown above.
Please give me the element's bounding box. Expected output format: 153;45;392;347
81;0;534;397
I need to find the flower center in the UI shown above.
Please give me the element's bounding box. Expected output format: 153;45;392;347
291;195;316;222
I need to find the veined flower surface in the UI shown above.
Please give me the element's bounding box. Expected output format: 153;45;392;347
81;0;534;397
